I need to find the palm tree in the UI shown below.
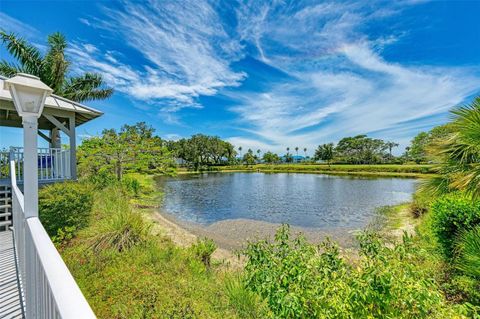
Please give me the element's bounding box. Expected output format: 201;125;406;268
238;146;243;157
423;96;480;197
386;141;399;157
286;147;290;154
0;31;112;102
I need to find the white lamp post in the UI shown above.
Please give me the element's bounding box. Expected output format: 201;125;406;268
5;73;52;218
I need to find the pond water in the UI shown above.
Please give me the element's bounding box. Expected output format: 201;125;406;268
157;172;417;229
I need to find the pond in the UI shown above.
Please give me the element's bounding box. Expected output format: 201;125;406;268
157;172;417;229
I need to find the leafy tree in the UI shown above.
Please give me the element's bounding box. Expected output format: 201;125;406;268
169;134;236;170
262;151;281;164
408;132;430;163
243;149;257;166
78;122;174;180
335;135;388;164
314;143;334;165
0;31;112;102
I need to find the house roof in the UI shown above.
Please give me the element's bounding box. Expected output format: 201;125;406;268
0;75;103;127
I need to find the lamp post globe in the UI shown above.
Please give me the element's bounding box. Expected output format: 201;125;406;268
5;73;53;218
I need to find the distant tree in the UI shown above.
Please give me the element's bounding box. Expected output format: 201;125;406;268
256;149;261;162
386;141;399;158
262;151;281;164
238;146;243;157
243;149;256;166
295;147;299;157
408;132;429;163
285;153;294;163
286;147;290;155
0;31;112;102
303;147;307;158
170;134;236;170
335;135;388;164
314;143;334;166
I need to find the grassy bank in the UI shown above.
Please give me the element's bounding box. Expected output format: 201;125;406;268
39;174;476;318
215;163;434;178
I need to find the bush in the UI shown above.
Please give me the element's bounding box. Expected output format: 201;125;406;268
39;181;94;241
243;225;462;318
456;225;480;279
191;238;217;268
430;194;480;258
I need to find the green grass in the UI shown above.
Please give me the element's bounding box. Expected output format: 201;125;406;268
218;163;434;178
59;185;264;319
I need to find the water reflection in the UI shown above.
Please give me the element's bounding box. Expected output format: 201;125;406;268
157;173;417;229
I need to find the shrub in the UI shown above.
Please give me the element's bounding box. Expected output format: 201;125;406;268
191;238;217;268
430;194;480;258
39;181;94;241
456;225;480;279
243;225;462;318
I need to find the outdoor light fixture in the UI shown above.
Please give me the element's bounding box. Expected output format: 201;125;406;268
4;73;52;118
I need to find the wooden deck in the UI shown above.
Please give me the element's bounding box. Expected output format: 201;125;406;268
0;230;23;319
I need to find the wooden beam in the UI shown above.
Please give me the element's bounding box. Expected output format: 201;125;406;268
37;130;51;143
44;114;70;135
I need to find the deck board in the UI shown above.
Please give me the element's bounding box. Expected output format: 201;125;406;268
0;231;23;319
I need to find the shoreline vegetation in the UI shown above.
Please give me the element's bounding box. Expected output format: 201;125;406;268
204;163;434;178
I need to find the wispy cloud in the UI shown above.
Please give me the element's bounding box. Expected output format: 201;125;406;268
0;12;39;37
63;1;480;152
70;0;245;118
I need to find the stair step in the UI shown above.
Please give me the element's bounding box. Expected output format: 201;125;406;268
0;212;12;217
0;190;11;194
0;220;12;227
0;204;12;209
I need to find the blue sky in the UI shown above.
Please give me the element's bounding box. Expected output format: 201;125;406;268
1;0;479;155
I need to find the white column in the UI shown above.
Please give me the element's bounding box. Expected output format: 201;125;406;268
23;115;38;218
69;116;77;180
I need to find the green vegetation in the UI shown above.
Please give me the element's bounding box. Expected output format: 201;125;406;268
78;122;175;181
39;181;94;242
166;134;237;170
430;193;480;258
0;31;112;102
220;163;434;177
243;225;464;318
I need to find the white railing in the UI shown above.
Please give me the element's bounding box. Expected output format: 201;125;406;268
4;147;71;182
10;160;96;319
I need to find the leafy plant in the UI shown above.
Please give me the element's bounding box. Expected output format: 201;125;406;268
39;181;94;241
430;193;480;258
456;225;480;278
192;238;217;268
242;225;462;318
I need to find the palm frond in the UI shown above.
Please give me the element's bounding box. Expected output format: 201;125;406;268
43;32;69;92
0;60;25;77
0;31;43;75
62;73;113;102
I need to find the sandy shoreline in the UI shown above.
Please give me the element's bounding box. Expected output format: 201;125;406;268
148;209;360;252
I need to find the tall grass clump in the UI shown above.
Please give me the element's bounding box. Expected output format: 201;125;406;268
88;186;151;252
224;275;271;318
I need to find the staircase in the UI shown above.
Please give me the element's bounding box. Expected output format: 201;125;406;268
0;186;12;231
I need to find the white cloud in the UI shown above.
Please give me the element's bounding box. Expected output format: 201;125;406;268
0;12;39;37
69;0;245;117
